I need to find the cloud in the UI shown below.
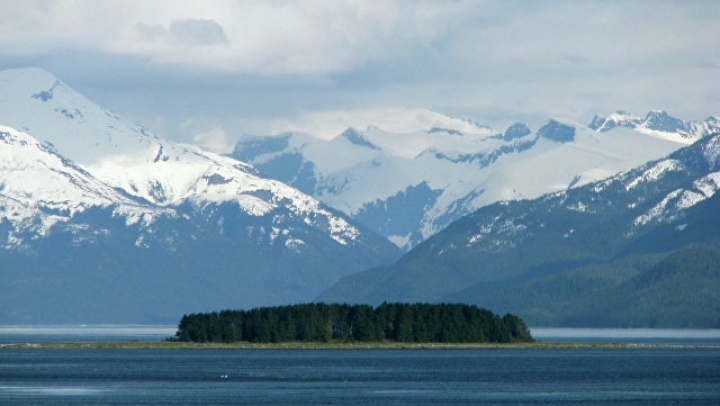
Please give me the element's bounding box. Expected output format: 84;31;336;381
0;0;122;54
5;1;717;80
193;127;235;154
135;23;166;43
0;0;718;144
135;18;228;47
168;19;228;46
0;0;443;74
268;107;486;140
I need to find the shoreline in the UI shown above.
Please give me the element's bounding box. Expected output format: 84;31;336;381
2;340;719;350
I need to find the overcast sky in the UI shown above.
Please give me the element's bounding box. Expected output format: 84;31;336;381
1;0;718;152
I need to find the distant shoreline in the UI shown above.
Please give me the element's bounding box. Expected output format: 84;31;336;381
2;340;719;350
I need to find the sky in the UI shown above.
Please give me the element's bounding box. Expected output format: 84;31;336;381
0;0;718;153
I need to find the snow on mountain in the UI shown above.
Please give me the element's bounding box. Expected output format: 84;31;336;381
625;145;720;231
317;133;720;327
0;68;157;164
557;133;720;244
0;68;363;247
562;132;720;240
87;141;363;245
589;110;720;143
0;125;168;249
3;67;715;254
588;110;643;132
0;68;403;323
234;111;707;250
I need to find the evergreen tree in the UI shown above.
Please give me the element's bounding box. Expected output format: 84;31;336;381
172;302;533;344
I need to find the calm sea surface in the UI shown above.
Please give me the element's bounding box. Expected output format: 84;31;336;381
1;327;719;405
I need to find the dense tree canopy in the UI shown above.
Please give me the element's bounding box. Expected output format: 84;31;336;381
172;302;533;344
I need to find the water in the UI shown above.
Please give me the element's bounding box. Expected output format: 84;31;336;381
0;325;176;344
1;347;719;405
3;325;720;346
1;327;719;405
532;327;720;346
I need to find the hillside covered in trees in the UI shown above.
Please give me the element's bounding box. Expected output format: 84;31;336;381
173;303;533;344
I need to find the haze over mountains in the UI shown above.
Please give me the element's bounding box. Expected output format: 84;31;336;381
0;67;717;327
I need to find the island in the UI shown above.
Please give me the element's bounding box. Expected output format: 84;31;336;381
171;302;533;344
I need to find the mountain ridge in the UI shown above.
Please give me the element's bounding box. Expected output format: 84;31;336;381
233;108;719;250
0;68;388;251
318;132;720;327
2;67;718;326
0;68;401;324
0;124;170;249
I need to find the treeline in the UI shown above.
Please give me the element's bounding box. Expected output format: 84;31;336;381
172;302;533;344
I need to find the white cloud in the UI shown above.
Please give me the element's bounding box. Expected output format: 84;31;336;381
3;1;718;78
134;18;229;47
0;0;718;144
269;107;488;140
193;127;235;153
0;0;419;74
168;19;228;46
0;0;122;53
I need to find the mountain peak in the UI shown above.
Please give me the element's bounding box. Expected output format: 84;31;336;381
319;132;720;327
502;122;532;141
0;67;375;249
589;110;720;144
0;124;166;247
0;69;402;322
0;67;159;165
643;110;686;133
537;120;575;143
0;67;58;88
340;127;380;150
588;110;643;131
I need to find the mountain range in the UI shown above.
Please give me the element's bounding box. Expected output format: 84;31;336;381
233;108;719;250
319;132;720;327
0;68;400;324
1;67;717;327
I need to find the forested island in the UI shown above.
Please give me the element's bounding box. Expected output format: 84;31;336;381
173;303;533;344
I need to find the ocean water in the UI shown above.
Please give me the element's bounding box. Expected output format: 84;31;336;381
1;327;719;405
531;327;720;346
0;325;176;343
1;347;719;405
3;325;720;345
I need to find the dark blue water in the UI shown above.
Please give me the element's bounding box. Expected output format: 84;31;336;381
1;348;719;405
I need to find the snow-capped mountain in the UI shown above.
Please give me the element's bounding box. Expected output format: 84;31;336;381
318;133;720;327
234;109;719;250
0;68;366;247
589;109;720;142
0;68;400;324
0;125;170;249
